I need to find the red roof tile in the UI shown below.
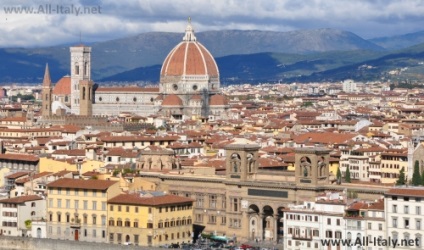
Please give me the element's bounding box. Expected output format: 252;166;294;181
47;178;118;190
108;193;194;206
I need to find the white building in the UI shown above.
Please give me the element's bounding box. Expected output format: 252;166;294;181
342;80;357;93
385;187;423;249
0;195;46;237
284;192;346;250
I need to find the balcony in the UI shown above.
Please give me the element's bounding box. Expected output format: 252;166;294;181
70;219;81;228
292;235;312;241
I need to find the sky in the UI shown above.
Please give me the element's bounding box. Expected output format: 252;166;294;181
1;0;424;48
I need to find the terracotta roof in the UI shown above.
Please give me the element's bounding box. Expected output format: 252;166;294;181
161;39;218;77
5;171;30;179
52;76;71;95
96;87;159;92
0;153;39;162
47;178;118;190
0;117;27;122
52;149;85;156
386;187;424;197
15;172;53;184
108;193;194;206
293;132;357;145
210;94;228;106
162;94;183;106
368;199;384;210
0;195;43;204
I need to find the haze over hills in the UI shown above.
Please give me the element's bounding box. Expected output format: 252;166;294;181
0;28;424;84
368;30;424;50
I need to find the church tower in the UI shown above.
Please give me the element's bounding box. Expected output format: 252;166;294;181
225;140;261;181
79;79;93;116
41;63;52;117
70;45;91;115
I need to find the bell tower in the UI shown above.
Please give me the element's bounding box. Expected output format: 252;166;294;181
79;79;93;116
41;63;52;117
70;45;91;115
225;141;260;181
295;147;331;187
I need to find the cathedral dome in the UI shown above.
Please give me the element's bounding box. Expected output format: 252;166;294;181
160;20;219;79
52;75;71;95
162;94;183;106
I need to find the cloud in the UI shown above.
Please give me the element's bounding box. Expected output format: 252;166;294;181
0;0;423;47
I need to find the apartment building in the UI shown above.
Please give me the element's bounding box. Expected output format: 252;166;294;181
46;178;120;242
107;191;193;247
0;195;45;237
385;187;423;249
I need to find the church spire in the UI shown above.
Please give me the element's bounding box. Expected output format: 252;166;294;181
42;63;51;86
183;17;196;42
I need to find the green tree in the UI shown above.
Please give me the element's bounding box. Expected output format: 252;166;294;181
421;170;424;186
345;167;351;183
412;160;422;186
336;167;342;184
396;167;406;186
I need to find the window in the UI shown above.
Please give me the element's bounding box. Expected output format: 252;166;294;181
57;199;62;208
393;218;398;228
209;195;217;208
110;205;114;211
66;199;70;209
118;206;121;212
84;200;88;210
92;216;97;225
102;202;106;211
393;205;397;213
126;206;129;212
405;219;409;228
74;200;79;209
417;206;421;215
135;207;139;213
101;216;106;226
336;219;340;226
222;196;226;209
404;197;409;201
368;222;372;230
327;218;331;225
125;220;131;227
84;189;88;196
232;198;239;212
404;206;409;214
134;221;138;228
325;230;333;238
109;233;114;243
92;201;97;210
197;195;204;208
378;223;382;230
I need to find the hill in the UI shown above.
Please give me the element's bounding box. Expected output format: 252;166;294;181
0;28;384;83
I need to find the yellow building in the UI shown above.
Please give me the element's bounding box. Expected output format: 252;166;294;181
380;152;408;184
108;192;193;247
39;157;103;173
46;178;121;242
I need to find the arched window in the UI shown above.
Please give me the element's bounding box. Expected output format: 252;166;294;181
75;63;79;75
82;87;86;100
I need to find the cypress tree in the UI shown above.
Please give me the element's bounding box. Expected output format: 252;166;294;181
412;160;422;186
345;167;351;183
337;167;342;184
396;167;406;186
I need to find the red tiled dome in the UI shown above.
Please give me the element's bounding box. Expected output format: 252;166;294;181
210;94;228;106
160;22;218;78
162;94;183;106
52;76;71;95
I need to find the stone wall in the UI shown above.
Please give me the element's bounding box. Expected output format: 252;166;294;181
0;236;160;250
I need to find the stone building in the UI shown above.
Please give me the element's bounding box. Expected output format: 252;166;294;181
138;141;388;244
42;19;229;121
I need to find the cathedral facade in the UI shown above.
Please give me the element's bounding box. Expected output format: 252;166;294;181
42;20;228;120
